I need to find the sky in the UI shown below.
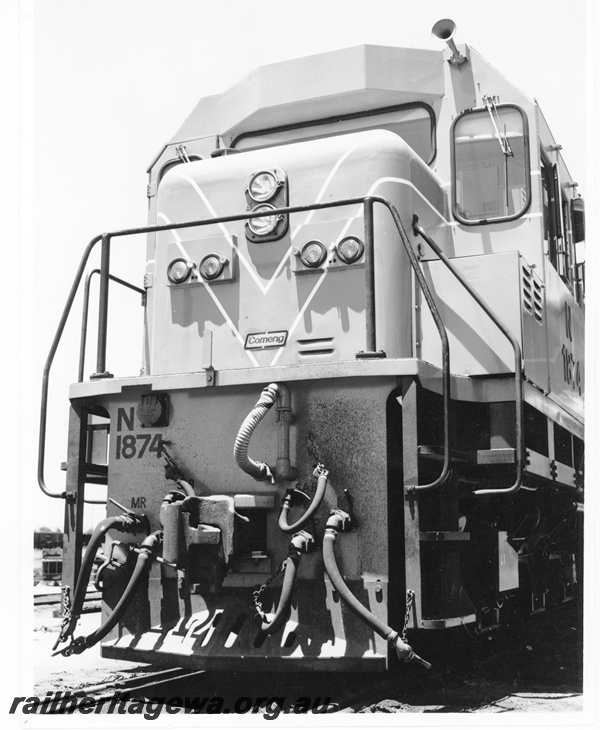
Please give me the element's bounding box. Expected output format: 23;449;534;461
1;0;596;715
16;0;593;533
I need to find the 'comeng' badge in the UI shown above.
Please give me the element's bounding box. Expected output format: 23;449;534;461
244;331;288;350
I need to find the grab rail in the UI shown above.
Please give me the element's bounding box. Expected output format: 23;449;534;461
78;269;145;383
412;219;524;496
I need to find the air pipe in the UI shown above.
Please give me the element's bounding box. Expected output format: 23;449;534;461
53;514;148;649
278;465;329;534
55;531;161;656
322;510;431;669
255;530;313;635
234;383;297;482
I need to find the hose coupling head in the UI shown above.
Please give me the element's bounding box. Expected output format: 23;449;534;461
290;530;314;555
52;635;88;657
386;630;432;669
256;383;279;409
256;462;275;483
140;530;163;553
116;512;150;536
313;463;329;479
325;509;353;534
386;630;413;660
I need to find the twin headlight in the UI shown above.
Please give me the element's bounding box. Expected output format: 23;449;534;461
167;254;228;284
297;236;365;269
245;168;288;242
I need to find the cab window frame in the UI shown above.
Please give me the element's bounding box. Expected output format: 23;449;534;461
451;103;531;226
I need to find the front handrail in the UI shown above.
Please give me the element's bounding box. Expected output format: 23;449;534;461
39;196;453;499
412;219;524;496
78;269;145;383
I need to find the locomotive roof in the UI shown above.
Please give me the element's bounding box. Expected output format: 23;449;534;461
170;44;445;145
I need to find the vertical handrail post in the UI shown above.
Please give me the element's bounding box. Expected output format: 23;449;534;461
356;197;385;359
364;197;376;352
92;234;113;379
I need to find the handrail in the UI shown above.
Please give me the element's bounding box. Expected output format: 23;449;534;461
79;269;145;383
38;234;103;498
39;195;453;500
412;220;524;496
369;197;452;492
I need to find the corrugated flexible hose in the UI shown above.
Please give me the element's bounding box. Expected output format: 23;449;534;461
234;383;279;482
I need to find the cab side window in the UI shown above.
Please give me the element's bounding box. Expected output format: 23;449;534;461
541;153;583;302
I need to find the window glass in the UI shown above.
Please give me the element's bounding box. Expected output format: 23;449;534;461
233;105;434;163
453;106;529;223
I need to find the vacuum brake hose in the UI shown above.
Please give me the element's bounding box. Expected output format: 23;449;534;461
234;383;279;482
54;514;147;646
56;531;161;656
323;511;431;669
255;531;313;635
278;465;328;534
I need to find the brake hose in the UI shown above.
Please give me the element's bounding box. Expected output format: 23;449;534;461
323;510;431;669
254;531;313;635
53;514;147;648
55;531;161;656
278;464;328;534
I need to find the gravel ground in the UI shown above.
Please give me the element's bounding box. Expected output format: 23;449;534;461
33;600;584;714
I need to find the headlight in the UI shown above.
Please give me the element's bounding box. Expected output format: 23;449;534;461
167;258;193;284
299;240;327;268
247;205;280;237
199;254;227;281
248;170;279;202
336;236;364;264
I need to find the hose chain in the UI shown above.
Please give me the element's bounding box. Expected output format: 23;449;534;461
53;586;73;648
402;589;415;642
252;560;287;618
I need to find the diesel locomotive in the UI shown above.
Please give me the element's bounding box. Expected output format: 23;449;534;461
40;20;585;671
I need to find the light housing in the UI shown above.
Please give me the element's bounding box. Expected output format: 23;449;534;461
244;167;289;243
336;235;364;264
248;170;279;202
167;258;193;284
299;240;327;269
247;204;281;237
199;253;227;281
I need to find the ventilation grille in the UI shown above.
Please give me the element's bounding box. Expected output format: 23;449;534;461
522;265;543;324
297;337;335;357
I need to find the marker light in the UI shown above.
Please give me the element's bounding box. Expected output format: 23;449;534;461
199;254;227;281
300;240;327;268
248;170;279;202
247;205;280;236
167;258;193;284
337;236;364;264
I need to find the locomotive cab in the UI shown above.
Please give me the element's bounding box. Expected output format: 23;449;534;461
44;23;584;671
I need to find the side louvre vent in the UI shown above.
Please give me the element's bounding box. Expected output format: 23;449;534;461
522;265;543;325
297;337;335;357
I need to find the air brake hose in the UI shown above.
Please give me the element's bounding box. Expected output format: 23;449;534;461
322;511;431;669
234;383;279;482
278;464;329;534
255;531;313;635
57;531;161;656
54;514;147;646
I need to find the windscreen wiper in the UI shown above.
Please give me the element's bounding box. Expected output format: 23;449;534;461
483;94;513;157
